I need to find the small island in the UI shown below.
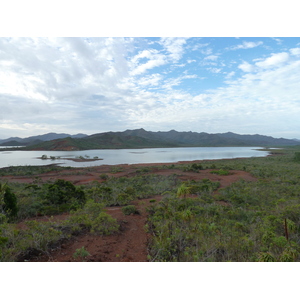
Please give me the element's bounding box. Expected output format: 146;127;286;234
38;154;103;162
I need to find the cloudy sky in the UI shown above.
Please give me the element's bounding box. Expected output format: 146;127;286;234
1;36;300;139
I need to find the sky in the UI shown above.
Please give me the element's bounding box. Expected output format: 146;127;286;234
1;0;299;295
0;4;300;140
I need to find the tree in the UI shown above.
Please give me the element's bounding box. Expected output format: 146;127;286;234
1;185;18;220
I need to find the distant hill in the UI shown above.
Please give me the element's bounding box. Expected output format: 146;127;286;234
24;132;178;151
0;133;87;147
15;129;300;151
123;129;300;147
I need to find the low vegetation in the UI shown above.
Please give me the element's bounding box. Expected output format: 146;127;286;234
1;146;300;261
146;147;300;261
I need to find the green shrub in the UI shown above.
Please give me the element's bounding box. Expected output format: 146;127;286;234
210;169;230;176
2;186;18;221
46;179;86;208
122;205;140;215
110;166;123;173
293;152;300;162
99;174;109;180
91;212;119;235
73;246;90;261
116;192;132;206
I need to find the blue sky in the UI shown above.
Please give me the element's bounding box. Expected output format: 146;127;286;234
0;1;300;140
1;36;300;140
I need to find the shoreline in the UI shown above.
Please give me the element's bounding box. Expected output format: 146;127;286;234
0;152;277;171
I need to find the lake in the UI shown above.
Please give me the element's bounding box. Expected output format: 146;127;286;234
0;147;269;168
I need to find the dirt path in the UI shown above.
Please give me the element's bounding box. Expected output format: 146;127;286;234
5;161;257;262
29;197;160;262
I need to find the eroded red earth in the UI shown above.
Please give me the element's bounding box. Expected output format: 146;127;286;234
5;161;257;262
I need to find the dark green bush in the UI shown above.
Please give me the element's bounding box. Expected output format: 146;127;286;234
122;205;140;215
46;179;86;207
293;152;300;162
2;187;18;220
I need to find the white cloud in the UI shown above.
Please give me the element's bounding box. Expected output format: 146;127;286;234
182;74;198;79
138;74;163;86
225;71;235;79
271;37;283;44
1;38;300;139
130;50;166;75
204;55;218;61
290;48;300;56
159;37;188;62
161;74;197;90
230;41;263;50
255;52;289;68
200;48;213;55
238;61;255;72
124;50;300;138
190;43;209;51
207;68;222;73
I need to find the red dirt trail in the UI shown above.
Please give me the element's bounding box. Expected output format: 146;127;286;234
4;161;257;262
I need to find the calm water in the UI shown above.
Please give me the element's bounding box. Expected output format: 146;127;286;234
0;147;269;168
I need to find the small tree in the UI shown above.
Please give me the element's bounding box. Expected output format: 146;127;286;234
4;187;18;218
2;186;18;220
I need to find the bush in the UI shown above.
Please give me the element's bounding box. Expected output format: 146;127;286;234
122;205;140;215
91;212;119;235
99;174;109;180
73;246;90;261
293;152;300;162
210;169;230;176
2;187;18;220
46;179;86;207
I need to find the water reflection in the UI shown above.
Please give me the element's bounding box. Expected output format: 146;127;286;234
0;147;270;168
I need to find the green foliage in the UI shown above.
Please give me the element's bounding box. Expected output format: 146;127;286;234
122;205;140;215
1;185;18;221
210;169;230;175
293;152;300;162
257;252;276;262
67;200;118;235
2;146;300;261
0;165;69;177
84;174;179;206
110;166;123;173
176;183;191;198
146;148;300;261
99;174;109;180
183;163;204;172
45;179;86;210
73;246;90;261
135;167;151;174
0;198;117;261
90;212;119;235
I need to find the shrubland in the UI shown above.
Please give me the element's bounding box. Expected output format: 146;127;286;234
1;146;300;261
147;147;300;261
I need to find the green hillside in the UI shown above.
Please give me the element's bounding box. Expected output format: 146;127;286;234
22;129;300;151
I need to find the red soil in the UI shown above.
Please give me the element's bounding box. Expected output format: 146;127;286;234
5;161;257;262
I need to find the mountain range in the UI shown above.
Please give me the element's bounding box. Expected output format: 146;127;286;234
1;129;300;150
0;133;87;146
